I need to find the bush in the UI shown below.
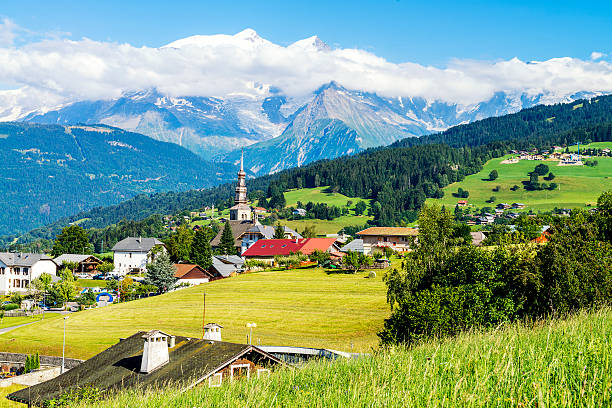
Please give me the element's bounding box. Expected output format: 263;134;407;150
2;303;19;311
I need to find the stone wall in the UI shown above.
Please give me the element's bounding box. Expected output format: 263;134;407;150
0;352;82;370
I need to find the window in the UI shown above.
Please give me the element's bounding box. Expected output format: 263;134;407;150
15;280;20;288
14;267;20;275
0;267;4;275
22;279;28;288
22;268;28;275
230;364;250;381
208;372;222;387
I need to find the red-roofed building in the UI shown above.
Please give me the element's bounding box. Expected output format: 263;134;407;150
174;264;215;286
242;238;340;264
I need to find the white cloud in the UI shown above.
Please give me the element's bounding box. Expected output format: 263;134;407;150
591;51;606;60
0;18;18;47
0;28;612;114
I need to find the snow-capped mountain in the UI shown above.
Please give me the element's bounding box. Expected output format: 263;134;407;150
12;29;605;171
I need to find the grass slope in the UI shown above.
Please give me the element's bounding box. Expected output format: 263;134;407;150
428;155;612;211
0;268;388;359
78;308;611;407
282;187;372;234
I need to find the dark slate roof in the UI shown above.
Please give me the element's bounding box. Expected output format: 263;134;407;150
8;332;284;406
214;255;245;266
246;225;302;240
211;257;239;278
210;221;255;248
0;252;54;267
111;237;164;252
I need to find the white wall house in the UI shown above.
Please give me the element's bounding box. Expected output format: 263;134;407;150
0;253;58;296
112;237;166;276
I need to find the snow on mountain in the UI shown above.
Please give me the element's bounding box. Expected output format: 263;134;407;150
288;36;330;51
163;28;274;50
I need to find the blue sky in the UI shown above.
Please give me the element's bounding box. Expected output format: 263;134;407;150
3;0;611;65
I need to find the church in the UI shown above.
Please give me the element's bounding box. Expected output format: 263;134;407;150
210;151;301;254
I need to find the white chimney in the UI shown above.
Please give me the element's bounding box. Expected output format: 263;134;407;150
203;323;223;341
140;330;171;374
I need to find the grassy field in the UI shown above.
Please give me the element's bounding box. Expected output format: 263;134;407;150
75;308;612;407
284;187;370;210
77;279;107;288
566;141;612;152
0;313;61;329
282;187;373;234
0;385;24;408
0;267;389;360
428;155;612;211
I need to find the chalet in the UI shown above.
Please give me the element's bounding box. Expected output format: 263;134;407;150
512;203;527;209
174;264;214;285
53;254;103;274
8;327;285;406
293;208;307;217
496;203;511;210
240;224;301;254
355;227;419;255
242;238;339;265
457;200;468;207
0;253;58;296
112;237;166;276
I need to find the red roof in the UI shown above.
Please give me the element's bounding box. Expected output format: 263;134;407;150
242;238;337;257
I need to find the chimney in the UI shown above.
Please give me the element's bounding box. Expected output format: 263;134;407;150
203;323;223;342
140;330;170;374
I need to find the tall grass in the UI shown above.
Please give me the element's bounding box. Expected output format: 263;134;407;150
76;308;611;407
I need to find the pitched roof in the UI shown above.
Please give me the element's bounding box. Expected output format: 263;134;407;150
356;227;419;237
340;239;364;253
111;237;164;252
174;264;209;279
245;224;302;239
54;254;102;265
210;220;255;247
242;238;337;257
0;252;54;267
8;332;284;406
211;257;240;278
298;238;337;255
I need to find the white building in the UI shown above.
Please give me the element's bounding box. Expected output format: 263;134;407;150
0;253;58;296
112;237;166;276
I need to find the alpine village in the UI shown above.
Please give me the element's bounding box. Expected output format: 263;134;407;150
0;3;610;407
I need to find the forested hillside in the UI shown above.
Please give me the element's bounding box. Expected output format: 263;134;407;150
0;123;231;236
6;95;612;247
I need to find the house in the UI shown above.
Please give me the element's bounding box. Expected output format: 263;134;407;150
112;237;166;276
211;255;245;279
457;200;468;207
512;203;527;209
0;253;57;296
355;227;419;255
174;264;214;285
53;254;103;274
340;239;364;253
242;238;339;265
8;327;285;406
497;203;511;210
240;224;302;254
211;220;256;254
293;208;307;217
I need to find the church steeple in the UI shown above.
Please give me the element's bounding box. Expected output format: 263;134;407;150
234;149;247;206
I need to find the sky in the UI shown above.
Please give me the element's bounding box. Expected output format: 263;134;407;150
0;0;612;117
2;0;611;65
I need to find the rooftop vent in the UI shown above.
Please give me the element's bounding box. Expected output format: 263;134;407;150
203;323;223;342
140;330;171;374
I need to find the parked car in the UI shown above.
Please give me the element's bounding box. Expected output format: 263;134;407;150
92;273;106;280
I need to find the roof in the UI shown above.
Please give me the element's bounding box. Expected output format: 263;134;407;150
340;239;364;253
8;332;284;406
211;257;240;278
54;254;102;265
112;237;165;253
470;231;487;246
245;224;302;240
142;330;172;339
204;323;223;329
210;221;255;247
356;227;419;237
0;252;54;267
174;264;204;278
213;255;244;266
242;238;337;257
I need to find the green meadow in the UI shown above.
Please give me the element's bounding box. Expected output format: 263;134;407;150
77;308;612;408
0;267;389;360
428;155;612;211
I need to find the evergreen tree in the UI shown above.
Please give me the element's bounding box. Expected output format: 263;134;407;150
51;225;91;257
145;252;176;293
166;226;194;262
218;222;236;255
190;229;213;269
274;223;286;239
488;169;498;180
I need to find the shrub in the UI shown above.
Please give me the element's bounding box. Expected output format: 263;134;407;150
2;303;19;311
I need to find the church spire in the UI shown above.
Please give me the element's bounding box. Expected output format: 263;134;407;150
240;148;244;172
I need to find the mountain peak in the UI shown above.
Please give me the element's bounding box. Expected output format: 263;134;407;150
233;28;261;42
289;35;330;51
315;81;345;94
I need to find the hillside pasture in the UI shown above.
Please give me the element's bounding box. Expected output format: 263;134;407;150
428;155;612;211
284;187;370;211
0;268;388;360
